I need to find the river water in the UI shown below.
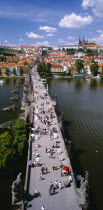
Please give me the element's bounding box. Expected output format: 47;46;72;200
0;78;24;124
0;78;25;210
48;78;103;210
1;77;103;209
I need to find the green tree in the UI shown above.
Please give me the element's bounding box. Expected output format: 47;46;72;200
0;132;12;151
24;61;29;65
47;63;51;73
18;141;25;154
69;66;74;74
13;68;16;75
12;118;28;154
90;63;99;76
0;55;7;63
0;132;13;168
0;150;13;168
86;49;98;56
37;62;52;77
75;59;84;73
66;48;76;55
77;48;85;53
37;62;47;76
6;68;9;76
62;48;65;52
20;67;23;75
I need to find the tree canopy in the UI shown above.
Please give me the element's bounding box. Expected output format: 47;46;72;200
75;59;84;73
13;68;16;75
0;132;12;168
0;132;12;151
6;68;9;76
0;55;7;63
37;62;52;77
66;48;76;55
20;67;23;75
0;118;28;169
12;118;28;154
86;49;98;56
23;61;29;65
90;63;99;76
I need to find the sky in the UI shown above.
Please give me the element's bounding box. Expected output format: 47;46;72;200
0;0;103;47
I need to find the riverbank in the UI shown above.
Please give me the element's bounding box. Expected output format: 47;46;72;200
0;76;25;79
25;66;81;210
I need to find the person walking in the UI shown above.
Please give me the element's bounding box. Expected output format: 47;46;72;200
45;147;48;153
55;180;58;188
46;167;48;173
52;164;55;170
39;173;42;180
59;181;62;190
41;205;45;210
50;182;53;188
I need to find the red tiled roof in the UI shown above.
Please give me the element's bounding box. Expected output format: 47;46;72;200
51;64;63;68
98;63;103;67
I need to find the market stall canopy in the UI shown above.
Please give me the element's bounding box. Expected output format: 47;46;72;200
63;166;70;172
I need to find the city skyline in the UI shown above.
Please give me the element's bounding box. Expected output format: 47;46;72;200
0;0;103;47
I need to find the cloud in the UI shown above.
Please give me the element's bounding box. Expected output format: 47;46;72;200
58;39;66;44
96;30;103;33
34;41;50;46
81;0;95;10
4;40;9;43
6;43;17;47
59;13;93;28
46;34;54;36
81;0;103;17
26;32;44;38
39;26;57;33
0;3;64;24
19;39;23;41
67;36;75;40
66;42;78;45
57;39;78;46
92;33;103;44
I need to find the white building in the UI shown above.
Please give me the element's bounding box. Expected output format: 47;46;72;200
53;45;79;51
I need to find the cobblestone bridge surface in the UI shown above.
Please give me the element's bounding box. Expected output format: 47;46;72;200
27;66;80;210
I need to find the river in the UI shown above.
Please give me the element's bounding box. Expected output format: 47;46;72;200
0;78;25;210
48;78;103;210
1;77;103;210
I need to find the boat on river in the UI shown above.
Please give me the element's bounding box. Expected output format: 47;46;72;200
73;73;85;78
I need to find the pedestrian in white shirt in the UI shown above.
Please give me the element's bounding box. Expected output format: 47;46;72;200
58;181;62;190
55;180;58;188
41;205;45;210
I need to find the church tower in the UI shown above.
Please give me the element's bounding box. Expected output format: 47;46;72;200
78;37;81;46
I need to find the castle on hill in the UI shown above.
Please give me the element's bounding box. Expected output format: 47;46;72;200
79;36;95;46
